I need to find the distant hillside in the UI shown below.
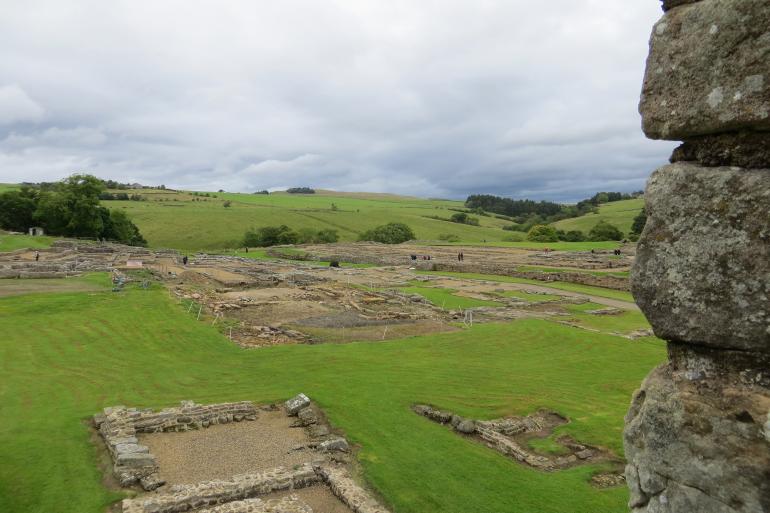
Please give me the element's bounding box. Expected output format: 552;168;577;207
551;198;644;235
98;188;515;250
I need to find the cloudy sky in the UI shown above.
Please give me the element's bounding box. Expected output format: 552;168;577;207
0;0;676;202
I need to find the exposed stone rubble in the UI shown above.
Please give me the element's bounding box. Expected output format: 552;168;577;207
197;496;313;513
109;393;390;513
121;464;321;513
0;239;177;278
625;1;770;512
316;464;391;513
95;400;258;490
412;405;619;474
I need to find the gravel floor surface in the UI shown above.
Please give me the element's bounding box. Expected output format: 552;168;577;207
140;409;315;485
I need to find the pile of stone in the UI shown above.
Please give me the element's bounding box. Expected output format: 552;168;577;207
95;400;258;490
624;1;770;512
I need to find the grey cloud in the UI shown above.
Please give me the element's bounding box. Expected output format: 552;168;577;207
0;0;674;201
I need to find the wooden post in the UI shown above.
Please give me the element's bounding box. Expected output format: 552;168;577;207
196;304;203;320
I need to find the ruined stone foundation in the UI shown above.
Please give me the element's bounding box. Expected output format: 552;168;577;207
625;0;770;512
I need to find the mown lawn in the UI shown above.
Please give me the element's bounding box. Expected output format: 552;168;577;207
0;277;664;513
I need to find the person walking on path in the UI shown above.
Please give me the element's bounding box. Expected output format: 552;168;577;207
182;255;188;266
35;251;39;262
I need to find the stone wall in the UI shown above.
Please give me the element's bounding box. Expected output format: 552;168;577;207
422;262;630;291
625;1;770;512
95;400;257;490
121;464;320;513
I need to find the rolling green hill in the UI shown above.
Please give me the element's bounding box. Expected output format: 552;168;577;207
103;189;515;250
551;198;644;236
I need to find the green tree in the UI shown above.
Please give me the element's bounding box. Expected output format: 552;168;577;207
103;209;147;246
527;225;559;242
358;223;415;244
588;221;624;241
315;229;339;243
59;174;106;237
630;209;647;236
0;187;38;232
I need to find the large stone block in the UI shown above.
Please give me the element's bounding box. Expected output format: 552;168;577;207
624;361;770;512
632;162;770;352
640;0;770;140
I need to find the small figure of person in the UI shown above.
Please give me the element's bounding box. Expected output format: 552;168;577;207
458;252;462;262
35;251;40;262
182;255;188;266
245;247;249;253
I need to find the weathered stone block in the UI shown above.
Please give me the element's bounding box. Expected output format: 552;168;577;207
284;393;311;416
632;162;770;352
115;452;156;468
624;362;770;513
662;0;701;11
640;0;770;140
318;437;349;452
671;131;770;169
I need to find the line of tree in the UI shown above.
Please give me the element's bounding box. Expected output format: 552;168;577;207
465;190;643;233
0;174;147;246
286;187;315;194
99;192;145;201
242;225;339;247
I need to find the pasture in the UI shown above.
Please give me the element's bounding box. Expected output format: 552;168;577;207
551;199;644;235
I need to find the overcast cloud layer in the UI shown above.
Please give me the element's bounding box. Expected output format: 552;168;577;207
0;1;676;202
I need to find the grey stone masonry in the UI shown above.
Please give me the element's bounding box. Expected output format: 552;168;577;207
631;163;770;352
121;464;320;513
95;400;257;490
625;1;770;511
640;0;770;140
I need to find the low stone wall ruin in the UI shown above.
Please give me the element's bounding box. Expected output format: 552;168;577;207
95;400;258;490
121;464;321;513
412;405;614;474
99;393;391;513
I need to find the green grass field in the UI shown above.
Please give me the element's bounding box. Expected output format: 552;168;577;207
102;189;513;250
551;199;643;236
398;284;502;310
0;233;54;252
0;276;664;513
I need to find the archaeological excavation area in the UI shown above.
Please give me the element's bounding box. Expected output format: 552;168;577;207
96;394;388;513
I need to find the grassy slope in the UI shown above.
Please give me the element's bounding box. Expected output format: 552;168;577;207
551;199;644;235
106;189;512;250
0;233;55;251
0;279;665;513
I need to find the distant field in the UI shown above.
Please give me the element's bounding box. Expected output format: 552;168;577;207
0;183;19;193
551;199;644;235
101;189;513;250
422;240;622;251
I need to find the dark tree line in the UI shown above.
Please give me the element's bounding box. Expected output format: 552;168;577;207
466;190;643;233
286;187;315;194
0;174;147;246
